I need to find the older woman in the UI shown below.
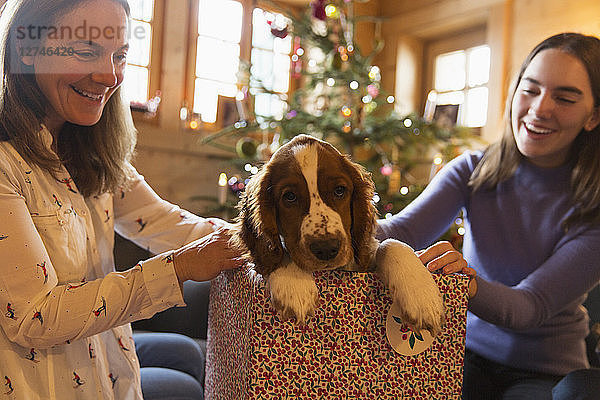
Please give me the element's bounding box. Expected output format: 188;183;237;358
0;0;242;398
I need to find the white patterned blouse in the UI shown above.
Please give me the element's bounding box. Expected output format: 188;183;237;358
0;127;219;399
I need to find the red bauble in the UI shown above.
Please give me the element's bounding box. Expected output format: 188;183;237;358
267;19;288;39
311;0;327;21
270;26;288;39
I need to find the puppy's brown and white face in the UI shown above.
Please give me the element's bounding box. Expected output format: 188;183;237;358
267;139;354;272
234;134;376;278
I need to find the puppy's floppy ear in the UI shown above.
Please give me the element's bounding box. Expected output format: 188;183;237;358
342;155;378;270
232;163;283;276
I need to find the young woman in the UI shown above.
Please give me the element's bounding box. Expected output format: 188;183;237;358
378;32;600;399
0;0;242;398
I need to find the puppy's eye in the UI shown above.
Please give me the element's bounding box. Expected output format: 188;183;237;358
334;185;346;198
283;191;297;203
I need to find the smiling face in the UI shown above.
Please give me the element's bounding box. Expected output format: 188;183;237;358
511;48;600;168
20;0;129;133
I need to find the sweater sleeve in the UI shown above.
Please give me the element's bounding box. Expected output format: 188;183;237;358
469;224;600;330
376;151;476;249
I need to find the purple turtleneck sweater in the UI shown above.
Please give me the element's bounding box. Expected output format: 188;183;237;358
377;151;600;375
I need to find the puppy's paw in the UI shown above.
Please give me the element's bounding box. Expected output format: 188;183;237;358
377;239;445;336
266;263;319;324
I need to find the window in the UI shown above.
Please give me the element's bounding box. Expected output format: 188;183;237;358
122;0;159;104
191;1;291;124
193;0;243;123
432;45;490;127
250;8;291;122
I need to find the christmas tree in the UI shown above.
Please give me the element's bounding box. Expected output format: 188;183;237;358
198;0;477;247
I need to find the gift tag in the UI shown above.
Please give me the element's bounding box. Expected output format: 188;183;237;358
386;301;435;356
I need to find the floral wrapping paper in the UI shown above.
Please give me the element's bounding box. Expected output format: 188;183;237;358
206;267;469;399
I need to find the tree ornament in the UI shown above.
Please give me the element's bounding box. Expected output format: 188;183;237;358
236;137;258;159
380;164;393;176
388;169;402;194
367;84;379;98
327;49;343;71
311;0;327;21
267;19;288;39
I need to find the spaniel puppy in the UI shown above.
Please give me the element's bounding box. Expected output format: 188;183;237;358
232;135;444;334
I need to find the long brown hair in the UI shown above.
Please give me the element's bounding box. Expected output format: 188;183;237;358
0;0;136;197
469;33;600;228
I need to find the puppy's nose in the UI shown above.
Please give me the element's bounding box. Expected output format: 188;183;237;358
309;239;340;261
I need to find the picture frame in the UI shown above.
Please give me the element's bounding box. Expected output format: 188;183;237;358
216;95;243;129
432;103;460;128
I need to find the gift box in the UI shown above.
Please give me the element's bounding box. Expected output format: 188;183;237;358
205;268;469;399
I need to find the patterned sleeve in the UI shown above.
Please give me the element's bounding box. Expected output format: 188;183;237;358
113;168;227;254
0;158;184;349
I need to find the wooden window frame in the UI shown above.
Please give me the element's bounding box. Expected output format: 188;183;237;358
184;0;299;131
423;26;488;131
130;0;165;123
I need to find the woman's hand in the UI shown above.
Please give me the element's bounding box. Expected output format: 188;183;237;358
416;241;478;298
172;227;245;285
